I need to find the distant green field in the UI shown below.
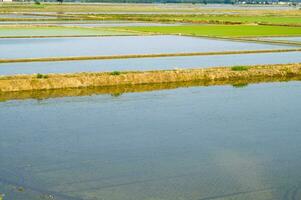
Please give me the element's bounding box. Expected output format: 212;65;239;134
181;15;301;25
0;26;135;37
0;3;211;13
120;25;301;37
92;14;301;25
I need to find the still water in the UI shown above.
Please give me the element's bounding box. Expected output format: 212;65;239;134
262;37;301;43
0;36;295;59
1;81;301;200
1;52;301;75
0;14;56;19
0;21;179;27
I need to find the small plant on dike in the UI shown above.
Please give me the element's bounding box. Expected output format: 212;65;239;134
36;73;49;79
110;71;121;76
232;83;249;88
231;66;250;71
34;0;41;5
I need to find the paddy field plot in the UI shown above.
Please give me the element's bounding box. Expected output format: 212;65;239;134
259;36;301;43
0;26;136;37
120;25;301;38
0;13;57;19
84;14;301;26
182;15;301;25
1;51;301;75
0;20;180;27
0;35;296;59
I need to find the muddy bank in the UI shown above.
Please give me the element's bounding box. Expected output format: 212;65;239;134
1;75;301;102
0;63;301;93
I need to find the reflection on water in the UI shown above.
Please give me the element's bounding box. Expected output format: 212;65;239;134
0;36;294;59
262;37;301;43
0;14;57;19
1;51;301;75
1;76;300;102
1;81;301;200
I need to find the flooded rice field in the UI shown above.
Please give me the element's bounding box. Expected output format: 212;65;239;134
0;35;296;59
1;4;301;200
0;21;180;27
58;22;179;27
0;27;134;37
0;13;57;19
262;37;301;43
1;51;301;75
1;81;301;200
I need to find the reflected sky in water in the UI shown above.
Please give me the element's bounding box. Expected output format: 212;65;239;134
0;35;294;59
1;81;301;200
1;52;301;75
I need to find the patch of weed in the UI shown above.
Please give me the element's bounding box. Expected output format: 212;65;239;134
110;71;121;76
231;66;250;71
36;73;49;79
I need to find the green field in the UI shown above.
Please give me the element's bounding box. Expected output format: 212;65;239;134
1;2;301;15
2;3;301;27
180;15;301;25
120;25;301;37
83;14;301;26
0;26;136;37
3;14;301;26
0;3;213;13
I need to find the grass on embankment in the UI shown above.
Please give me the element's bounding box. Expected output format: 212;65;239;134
0;63;301;92
231;66;250;71
120;25;301;37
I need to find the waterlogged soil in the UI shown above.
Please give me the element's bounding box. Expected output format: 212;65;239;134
0;35;296;59
0;81;301;200
1;52;301;75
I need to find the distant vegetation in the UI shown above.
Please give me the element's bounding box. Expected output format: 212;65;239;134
82;0;236;3
44;0;301;3
231;66;250;71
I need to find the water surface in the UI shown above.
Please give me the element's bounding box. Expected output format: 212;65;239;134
0;21;179;27
1;81;301;200
0;14;56;19
262;37;301;43
0;35;295;59
1;51;301;75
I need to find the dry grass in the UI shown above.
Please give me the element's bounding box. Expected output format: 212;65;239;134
1;75;301;102
1;63;301;92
